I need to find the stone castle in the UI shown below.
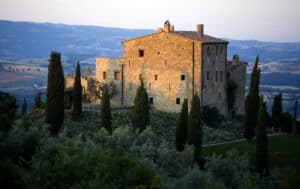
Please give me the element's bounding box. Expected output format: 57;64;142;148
66;21;247;116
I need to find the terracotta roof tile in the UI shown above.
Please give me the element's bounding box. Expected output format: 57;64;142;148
173;31;227;43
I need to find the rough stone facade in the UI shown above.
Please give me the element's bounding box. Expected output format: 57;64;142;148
65;21;247;116
226;55;247;115
95;57;123;105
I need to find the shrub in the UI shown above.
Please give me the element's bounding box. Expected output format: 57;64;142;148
202;106;224;128
28;139;155;189
207;149;250;189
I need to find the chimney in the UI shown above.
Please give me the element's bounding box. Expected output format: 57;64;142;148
157;27;163;33
170;25;175;32
196;24;204;37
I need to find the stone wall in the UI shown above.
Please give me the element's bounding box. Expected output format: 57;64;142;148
65;74;89;94
201;44;228;116
226;56;247;115
95;58;123;105
122;32;202;112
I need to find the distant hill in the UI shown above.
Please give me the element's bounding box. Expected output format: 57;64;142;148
0;20;153;67
1;20;300;65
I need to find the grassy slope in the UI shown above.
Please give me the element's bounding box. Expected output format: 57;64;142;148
203;135;300;186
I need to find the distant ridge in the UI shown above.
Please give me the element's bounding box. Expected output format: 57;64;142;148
0;20;300;66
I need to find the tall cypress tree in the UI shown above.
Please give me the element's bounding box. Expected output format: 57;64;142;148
0;91;17;132
101;84;112;134
34;92;42;109
256;97;269;177
293;100;298;135
187;94;202;164
272;93;282;132
132;79;150;133
175;99;188;151
21;98;27;115
72;61;82;119
244;56;260;140
46;52;65;135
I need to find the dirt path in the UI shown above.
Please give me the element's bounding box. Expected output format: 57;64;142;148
203;133;284;148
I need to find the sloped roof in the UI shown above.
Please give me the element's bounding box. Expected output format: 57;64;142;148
173;31;228;43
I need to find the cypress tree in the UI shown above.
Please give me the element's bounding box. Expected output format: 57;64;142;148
0;91;17;132
100;84;112;134
34;92;42;109
256;97;269;177
244;56;260;140
72;61;82;119
175;99;188;151
272;93;282;132
46;51;65;135
132;79;150;133
21;98;27;115
293;100;298;135
187;93;202;164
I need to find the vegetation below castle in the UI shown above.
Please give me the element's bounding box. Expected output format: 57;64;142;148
0;108;298;189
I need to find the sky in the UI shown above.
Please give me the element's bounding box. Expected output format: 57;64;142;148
0;0;300;42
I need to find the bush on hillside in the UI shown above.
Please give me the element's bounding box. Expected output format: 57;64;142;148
202;106;224;128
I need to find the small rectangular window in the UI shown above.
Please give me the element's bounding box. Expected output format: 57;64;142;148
176;98;180;105
114;71;120;80
139;49;144;57
215;71;218;82
220;71;223;82
155;74;158;81
207;71;210;80
181;75;185;80
219;92;221;100
103;72;106;80
149;83;151;89
128;60;131;68
149;97;153;105
169;84;171;91
139;74;142;80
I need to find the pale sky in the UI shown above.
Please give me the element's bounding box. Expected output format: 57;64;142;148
0;0;300;42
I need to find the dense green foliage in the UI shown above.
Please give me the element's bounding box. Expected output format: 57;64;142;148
202;106;224;128
293;100;298;135
272;93;282;131
203;135;300;188
0;91;17;132
227;80;238;118
0;105;290;189
175;99;188;151
21;98;27;115
244;56;260;140
72;61;83;119
86;78;118;102
256;97;269;176
132;79;150;133
187;94;202;164
46;51;65;135
101;84;112;134
84;66;93;77
34;92;43;109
